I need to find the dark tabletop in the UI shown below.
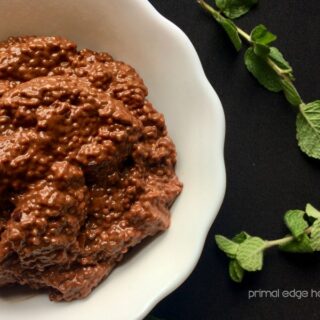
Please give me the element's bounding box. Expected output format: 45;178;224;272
146;1;320;320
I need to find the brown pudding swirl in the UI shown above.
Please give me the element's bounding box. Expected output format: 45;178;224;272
0;36;182;301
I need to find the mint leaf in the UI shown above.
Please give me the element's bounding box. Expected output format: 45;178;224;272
251;24;277;45
280;234;313;253
253;43;270;58
281;79;302;107
236;237;265;271
306;203;320;220
215;235;239;258
215;0;258;19
229;259;244;282
268;47;292;72
244;47;282;92
297;101;320;159
284;210;308;238
216;15;242;51
232;231;250;244
310;220;320;251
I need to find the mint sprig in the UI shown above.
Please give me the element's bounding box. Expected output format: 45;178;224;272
198;0;320;160
215;204;320;282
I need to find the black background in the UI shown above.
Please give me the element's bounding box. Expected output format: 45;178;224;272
146;1;320;320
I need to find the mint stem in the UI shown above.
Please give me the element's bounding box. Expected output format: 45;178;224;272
197;0;220;19
235;27;251;43
264;226;312;249
264;235;293;249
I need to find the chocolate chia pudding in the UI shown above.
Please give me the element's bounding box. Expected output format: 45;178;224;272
0;36;182;301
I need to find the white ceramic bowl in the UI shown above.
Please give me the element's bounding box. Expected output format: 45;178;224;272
0;0;226;319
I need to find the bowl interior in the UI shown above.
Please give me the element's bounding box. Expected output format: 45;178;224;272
0;1;225;319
